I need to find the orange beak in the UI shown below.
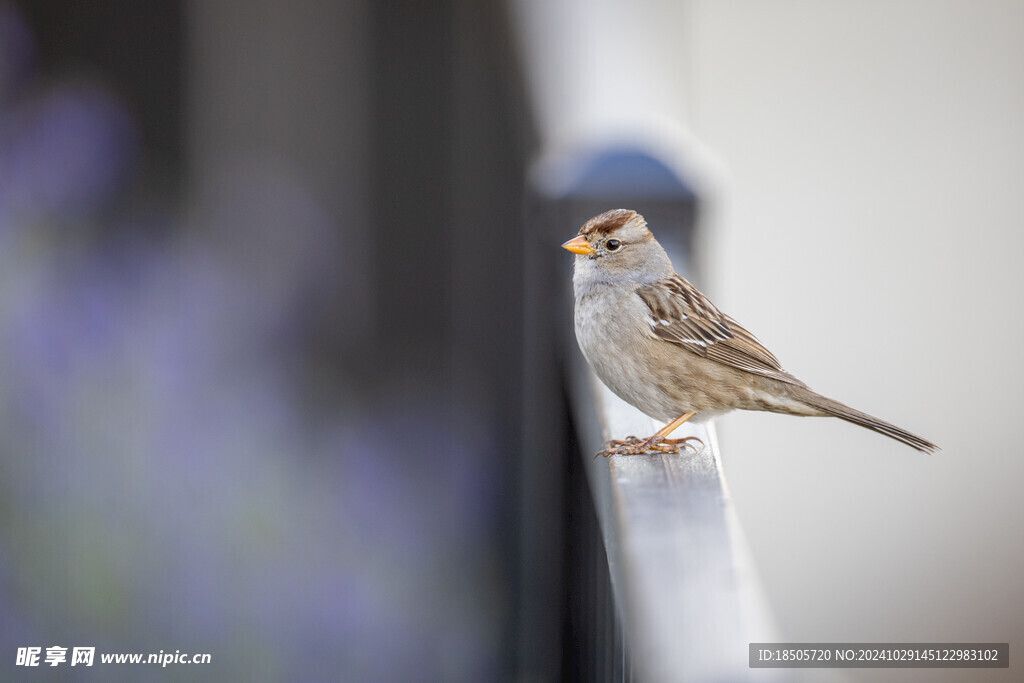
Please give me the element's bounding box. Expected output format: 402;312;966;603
561;235;596;256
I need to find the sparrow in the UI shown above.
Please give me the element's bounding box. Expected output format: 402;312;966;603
563;209;937;457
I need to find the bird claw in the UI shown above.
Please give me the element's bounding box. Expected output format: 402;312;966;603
595;435;704;458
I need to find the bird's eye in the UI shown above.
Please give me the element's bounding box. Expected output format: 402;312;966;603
606;239;621;251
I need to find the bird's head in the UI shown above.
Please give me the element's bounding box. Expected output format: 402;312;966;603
562;209;672;284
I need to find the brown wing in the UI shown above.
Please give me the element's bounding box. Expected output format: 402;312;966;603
636;274;806;387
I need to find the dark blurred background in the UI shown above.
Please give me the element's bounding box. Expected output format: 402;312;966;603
1;0;557;680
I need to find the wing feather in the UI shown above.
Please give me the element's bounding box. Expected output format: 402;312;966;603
636;275;805;387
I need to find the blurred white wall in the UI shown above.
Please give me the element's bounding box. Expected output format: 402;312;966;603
691;2;1024;678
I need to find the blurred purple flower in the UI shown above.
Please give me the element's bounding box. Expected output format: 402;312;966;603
0;82;138;223
1;221;501;680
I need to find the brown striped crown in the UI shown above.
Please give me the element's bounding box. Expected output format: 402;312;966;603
578;208;644;237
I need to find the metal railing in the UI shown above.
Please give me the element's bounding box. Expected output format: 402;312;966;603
509;4;783;675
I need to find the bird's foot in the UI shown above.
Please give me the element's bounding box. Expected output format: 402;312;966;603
595;434;704;458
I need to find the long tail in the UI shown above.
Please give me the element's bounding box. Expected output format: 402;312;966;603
801;392;938;454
